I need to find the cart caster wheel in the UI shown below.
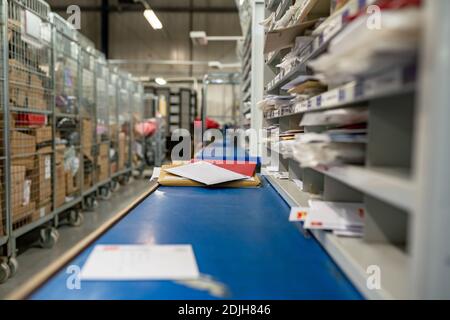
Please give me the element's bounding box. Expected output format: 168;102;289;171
85;196;98;211
39;227;59;249
99;187;112;200
68;210;84;227
0;262;10;284
111;180;120;192
7;258;18;278
133;168;144;179
120;174;131;186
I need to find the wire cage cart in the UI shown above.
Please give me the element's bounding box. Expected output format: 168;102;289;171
142;91;165;167
0;0;11;283
1;0;58;282
107;66;120;192
131;82;145;178
94;51;111;200
112;72;132;185
78;33;98;210
51;13;83;227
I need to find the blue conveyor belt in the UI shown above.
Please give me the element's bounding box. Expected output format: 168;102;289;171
30;179;362;300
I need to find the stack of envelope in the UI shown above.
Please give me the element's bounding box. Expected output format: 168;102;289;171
290;200;365;238
156;160;260;188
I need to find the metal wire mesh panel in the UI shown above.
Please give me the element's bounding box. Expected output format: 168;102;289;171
131;83;143;121
0;0;6;241
78;33;96;192
8;0;54;231
132;83;144;171
180;88;192;131
52;13;81;209
95;52;109;184
118;74;131;172
108;67;119;176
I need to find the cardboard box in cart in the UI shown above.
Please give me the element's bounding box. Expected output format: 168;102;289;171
98;144;109;181
66;171;79;195
10;131;36;156
28;74;47;110
55;163;66;208
8;131;36;174
55;145;65;165
84;172;93;189
33;126;53;144
32;201;52;222
98;156;109;182
11;166;35;221
9;59;28;108
9;83;28;107
30;147;52;207
118;133;126;170
82;119;94;161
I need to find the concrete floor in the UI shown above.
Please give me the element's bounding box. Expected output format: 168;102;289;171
0;178;151;299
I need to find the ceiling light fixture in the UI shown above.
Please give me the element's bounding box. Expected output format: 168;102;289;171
144;9;163;30
155;77;167;85
190;31;244;46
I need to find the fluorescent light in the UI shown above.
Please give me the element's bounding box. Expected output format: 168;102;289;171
144;9;163;30
208;61;222;69
190;31;208;45
155;77;167;85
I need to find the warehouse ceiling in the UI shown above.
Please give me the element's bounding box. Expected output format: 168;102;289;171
49;0;238;12
46;0;242;80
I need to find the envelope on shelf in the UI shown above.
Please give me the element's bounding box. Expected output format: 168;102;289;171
303;200;365;234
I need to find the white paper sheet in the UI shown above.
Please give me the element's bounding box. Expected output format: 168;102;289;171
24;10;42;40
150;167;161;181
304;200;365;232
289;207;309;222
80;245;200;281
165;161;247;185
292;179;304;190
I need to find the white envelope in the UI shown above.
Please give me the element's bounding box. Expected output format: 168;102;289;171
81;245;200;281
165;161;248;186
304;200;365;231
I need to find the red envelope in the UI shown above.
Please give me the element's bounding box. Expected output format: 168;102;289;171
191;160;257;177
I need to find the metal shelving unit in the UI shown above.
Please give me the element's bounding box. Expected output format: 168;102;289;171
238;0;265;158
266;64;416;119
190;89;197;125
179;88;192;133
260;0;450;299
168;91;181;133
240;22;252;124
